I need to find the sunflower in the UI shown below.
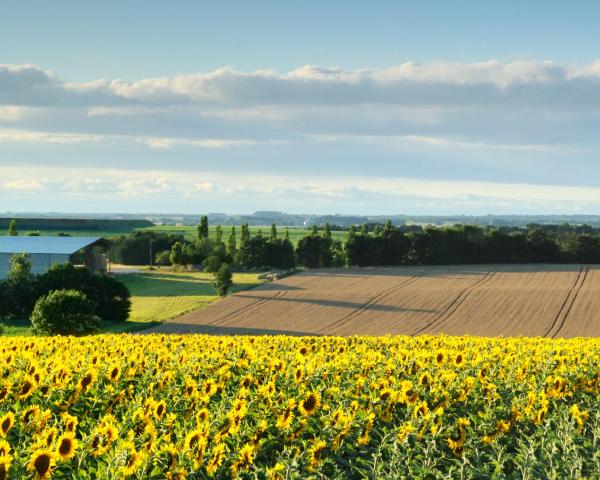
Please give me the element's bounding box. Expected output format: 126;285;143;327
0;454;11;480
154;400;167;420
0;440;9;458
56;432;77;461
455;353;465;367
18;375;37;400
184;429;205;451
42;427;58;447
231;444;255;474
183;379;197;398
294;366;304;383
308;439;327;469
61;413;78;433
119;441;143;477
413;400;430;419
206;443;226;477
90;422;118;457
27;449;55;479
266;462;285;480
21;405;40;425
397;422;415;442
0;384;10;404
107;364;121;382
196;408;210;424
299;391;321;416
419;372;432;388
435;352;445;366
77;370;95;393
277;399;296;430
240;375;253;389
155;443;179;470
447;436;464;456
0;413;14;437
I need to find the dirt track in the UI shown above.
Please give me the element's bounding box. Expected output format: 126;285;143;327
145;265;600;337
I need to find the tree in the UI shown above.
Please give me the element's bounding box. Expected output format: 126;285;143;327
296;233;333;268
347;225;356;241
169;242;186;267
241;236;269;268
270;224;277;242
360;224;369;236
267;237;296;270
30;289;101;335
203;255;223;274
237;224;251;265
3;253;36;319
197;216;209;240
9;253;33;282
384;219;393;234
212;263;233;297
215;225;223;243
227;226;237;257
323;222;332;240
109;231;183;265
7;219;17;236
345;233;374;266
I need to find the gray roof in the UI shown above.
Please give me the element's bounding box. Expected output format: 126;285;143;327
0;236;104;255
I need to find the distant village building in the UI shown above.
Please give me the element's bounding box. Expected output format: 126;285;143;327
0;236;109;278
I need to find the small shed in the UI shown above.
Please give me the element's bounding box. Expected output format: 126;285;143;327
0;236;110;278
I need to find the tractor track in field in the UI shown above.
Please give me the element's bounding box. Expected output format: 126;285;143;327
412;268;501;335
545;265;589;338
206;289;288;326
318;271;427;334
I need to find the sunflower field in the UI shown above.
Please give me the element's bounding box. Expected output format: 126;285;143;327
0;334;598;479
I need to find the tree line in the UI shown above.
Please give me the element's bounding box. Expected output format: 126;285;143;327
108;218;600;270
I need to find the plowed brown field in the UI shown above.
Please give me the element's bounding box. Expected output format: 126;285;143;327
146;265;600;337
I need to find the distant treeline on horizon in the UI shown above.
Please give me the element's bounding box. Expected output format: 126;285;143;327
6;212;600;228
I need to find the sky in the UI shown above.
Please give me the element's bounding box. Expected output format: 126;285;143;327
2;1;600;215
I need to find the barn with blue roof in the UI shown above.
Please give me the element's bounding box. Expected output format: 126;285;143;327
0;236;109;278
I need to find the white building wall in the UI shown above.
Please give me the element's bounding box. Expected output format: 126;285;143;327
0;252;70;278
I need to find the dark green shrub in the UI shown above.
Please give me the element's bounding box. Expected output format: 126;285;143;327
31;289;101;335
154;250;171;266
212;263;233;297
36;263;131;322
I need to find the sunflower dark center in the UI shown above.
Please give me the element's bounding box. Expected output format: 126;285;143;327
34;454;51;474
59;439;72;455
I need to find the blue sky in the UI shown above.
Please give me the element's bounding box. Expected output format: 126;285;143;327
2;1;600;214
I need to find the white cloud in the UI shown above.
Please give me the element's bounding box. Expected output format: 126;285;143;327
0;106;30;121
2;179;45;191
2;61;600;213
3;60;600;109
3;165;600;212
0;128;103;144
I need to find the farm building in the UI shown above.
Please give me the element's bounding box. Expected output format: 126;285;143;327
0;236;109;278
